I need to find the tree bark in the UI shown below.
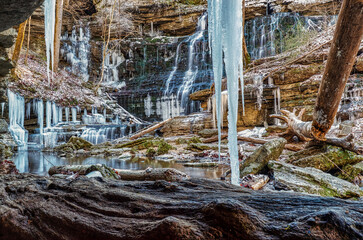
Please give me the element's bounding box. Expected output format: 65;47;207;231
12;20;27;64
53;0;64;72
312;0;363;140
24;16;31;65
0;174;362;240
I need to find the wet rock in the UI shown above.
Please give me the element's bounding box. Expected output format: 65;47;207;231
239;138;286;177
337;120;354;137
287;145;363;172
0;142;12;158
0;119;8;133
86;171;103;178
186;143;219;152
118;152;133;160
55;137;93;153
355;54;363;72
269;161;363;198
198;129;218;138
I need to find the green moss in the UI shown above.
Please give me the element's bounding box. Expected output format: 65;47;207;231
156;140;173;155
176;138;188;145
188;136;202;144
146;148;156;158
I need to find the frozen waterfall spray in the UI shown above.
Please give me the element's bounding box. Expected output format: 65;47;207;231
208;0;244;185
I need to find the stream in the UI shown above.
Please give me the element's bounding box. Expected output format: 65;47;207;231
12;150;227;179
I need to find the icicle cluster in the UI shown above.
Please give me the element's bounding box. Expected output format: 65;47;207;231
44;0;56;82
208;0;244;185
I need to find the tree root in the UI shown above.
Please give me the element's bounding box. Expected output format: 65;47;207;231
270;109;362;154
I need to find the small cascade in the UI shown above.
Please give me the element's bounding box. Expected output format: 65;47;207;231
155;95;181;121
61;23;91;81
245;13;338;60
177;13;208;114
144;94;153;118
159;13;210;118
102;49;125;83
7;90;28;147
80;125;128;145
65;107;70;122
339;79;363;121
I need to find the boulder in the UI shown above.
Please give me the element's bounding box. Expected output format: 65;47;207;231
198;129;218;138
239;138;286;177
0;142;12;158
269;161;363;198
287;145;363;172
0;119;8;133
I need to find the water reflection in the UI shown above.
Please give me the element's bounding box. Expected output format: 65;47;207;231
12;151;226;179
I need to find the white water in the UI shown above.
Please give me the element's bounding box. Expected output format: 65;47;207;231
177;14;208;114
7;90;28;147
44;0;56;82
209;0;243;185
144;94;153;118
71;107;77;123
61;23;91;81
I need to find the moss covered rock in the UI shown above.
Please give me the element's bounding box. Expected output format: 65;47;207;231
287;145;363;172
338;161;363;182
240;138;286;177
54;137;93;153
269;161;362;199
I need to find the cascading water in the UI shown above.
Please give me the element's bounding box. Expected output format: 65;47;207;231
61;23;91;81
7;90;28;147
245;13;338;60
208;0;243;185
154;13;211;120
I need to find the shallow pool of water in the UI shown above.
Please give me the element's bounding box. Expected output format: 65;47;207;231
12;151;227;179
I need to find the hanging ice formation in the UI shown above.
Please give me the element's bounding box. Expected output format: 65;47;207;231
208;0;244;185
7;90;28;147
61;23;91;81
1;102;5;117
44;0;56;82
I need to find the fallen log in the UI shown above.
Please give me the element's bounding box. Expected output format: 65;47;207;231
129;118;172;140
0;174;362;240
203;133;303;152
48;165;190;182
182;162;218;168
114;168;190;182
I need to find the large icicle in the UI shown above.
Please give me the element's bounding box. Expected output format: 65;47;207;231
209;0;244;185
44;0;56;82
7;90;28;147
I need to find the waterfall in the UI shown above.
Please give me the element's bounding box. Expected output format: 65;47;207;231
80;125;127;144
7;90;28;147
65;107;70;122
44;0;56;82
61;23;91;81
158;13;209;120
208;0;243;185
245;13;338;60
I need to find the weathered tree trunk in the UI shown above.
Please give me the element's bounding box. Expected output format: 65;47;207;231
53;0;64;72
312;0;363;140
24;16;31;65
12;20;27;64
0;174;362;240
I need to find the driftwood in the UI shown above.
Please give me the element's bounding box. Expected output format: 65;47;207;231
130;118;172;140
0;174;362;240
271;109;363;154
202;134;228;143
